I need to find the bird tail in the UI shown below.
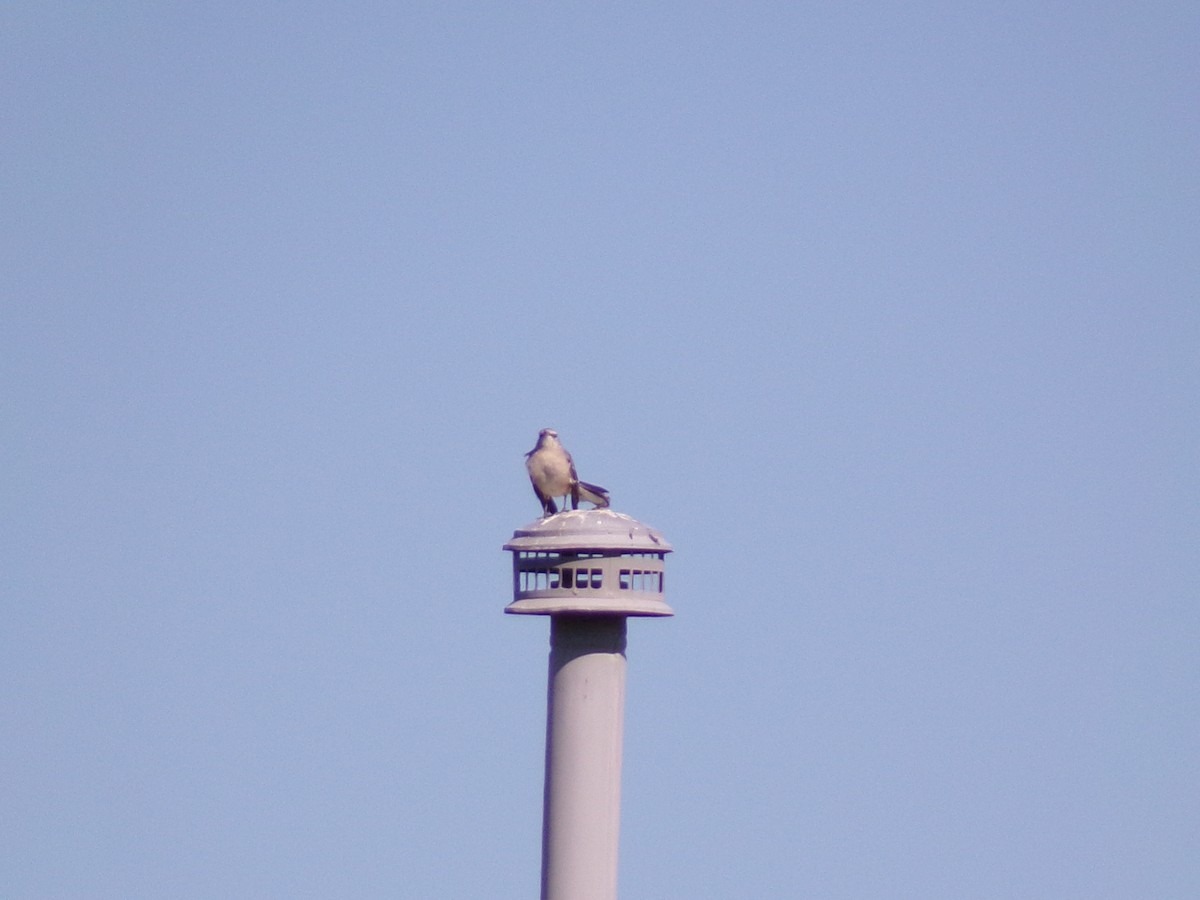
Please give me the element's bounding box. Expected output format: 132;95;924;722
575;481;610;509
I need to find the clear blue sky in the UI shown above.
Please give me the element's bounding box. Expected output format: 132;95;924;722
4;3;1197;897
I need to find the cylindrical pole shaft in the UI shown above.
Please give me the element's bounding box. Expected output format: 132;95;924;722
541;615;628;900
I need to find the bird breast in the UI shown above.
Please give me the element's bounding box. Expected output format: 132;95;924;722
527;451;573;495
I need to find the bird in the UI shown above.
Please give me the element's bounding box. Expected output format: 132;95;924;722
525;428;610;516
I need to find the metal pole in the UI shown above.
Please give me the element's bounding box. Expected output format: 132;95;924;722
541;615;628;900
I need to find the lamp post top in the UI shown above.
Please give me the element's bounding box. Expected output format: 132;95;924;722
503;509;674;555
503;509;674;617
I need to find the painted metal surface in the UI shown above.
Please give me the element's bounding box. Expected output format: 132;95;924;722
541;616;627;900
503;509;674;900
504;510;674;617
504;509;673;554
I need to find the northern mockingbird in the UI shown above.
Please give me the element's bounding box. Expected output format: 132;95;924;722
525;428;610;516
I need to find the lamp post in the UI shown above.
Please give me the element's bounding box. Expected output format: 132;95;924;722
504;509;673;900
